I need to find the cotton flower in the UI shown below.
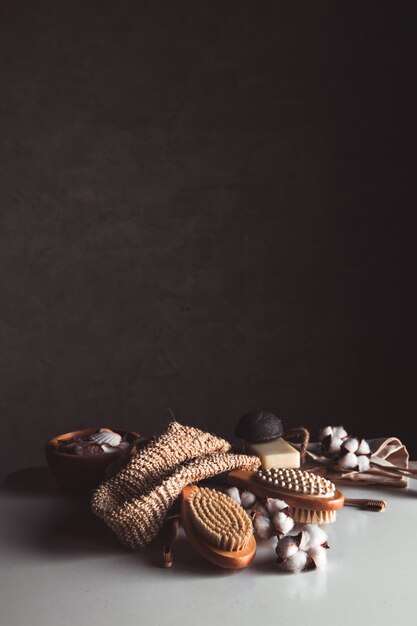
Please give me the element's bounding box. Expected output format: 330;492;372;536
279;549;309;572
240;490;257;509
342;437;359;453
319;425;333;441
337;452;358;471
308;545;328;568
333;426;348;439
357;455;370;472
276;535;299;560
322;435;344;457
273;511;294;536
298;525;328;551
252;514;274;540
265;497;289;516
225;487;241;506
253;502;269;517
357;439;371;455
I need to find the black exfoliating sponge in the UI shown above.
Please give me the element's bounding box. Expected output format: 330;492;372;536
235;411;284;443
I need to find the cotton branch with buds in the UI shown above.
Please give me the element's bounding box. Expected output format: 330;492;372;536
226;487;329;573
319;425;371;472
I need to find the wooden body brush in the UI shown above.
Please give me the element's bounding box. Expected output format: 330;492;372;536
181;485;256;569
228;468;345;524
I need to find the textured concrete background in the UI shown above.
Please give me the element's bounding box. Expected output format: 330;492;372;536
0;1;416;479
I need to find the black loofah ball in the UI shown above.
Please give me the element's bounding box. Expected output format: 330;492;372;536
235;411;284;443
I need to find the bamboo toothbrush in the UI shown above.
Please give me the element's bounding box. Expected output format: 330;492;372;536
181;485;256;569
344;498;386;512
228;468;345;524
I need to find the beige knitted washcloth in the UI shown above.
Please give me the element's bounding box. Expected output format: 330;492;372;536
93;451;260;549
91;421;230;519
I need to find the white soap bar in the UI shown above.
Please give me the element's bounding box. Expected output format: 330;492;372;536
245;437;300;469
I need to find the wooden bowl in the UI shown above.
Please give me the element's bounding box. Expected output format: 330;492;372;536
45;428;140;492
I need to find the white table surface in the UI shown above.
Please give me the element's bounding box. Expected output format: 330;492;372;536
1;466;416;626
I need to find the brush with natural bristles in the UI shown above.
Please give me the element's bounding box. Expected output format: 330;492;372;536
228;468;345;524
181;485;256;569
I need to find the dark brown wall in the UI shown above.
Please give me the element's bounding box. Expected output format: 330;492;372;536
1;1;416;479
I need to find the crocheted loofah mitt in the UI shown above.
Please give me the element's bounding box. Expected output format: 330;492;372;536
94;452;260;549
91;421;230;519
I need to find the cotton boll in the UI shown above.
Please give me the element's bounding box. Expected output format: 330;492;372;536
279;549;309;572
357;439;371;455
308;545;328;568
253;502;269;517
265;498;289;516
327;436;344;455
333;426;348;439
276;535;299;560
253;514;274;540
240;490;257;509
319;425;333;441
337;452;358;471
273;511;294;536
357;455;371;472
298;525;328;551
225;487;241;506
342;437;359;453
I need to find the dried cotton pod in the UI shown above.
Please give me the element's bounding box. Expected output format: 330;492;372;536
337;452;358;471
273;511;294;536
279;549;309;572
357;455;371;472
225;487;241;506
276;535;299;560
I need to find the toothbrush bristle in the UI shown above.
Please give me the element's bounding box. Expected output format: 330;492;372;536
364;500;386;512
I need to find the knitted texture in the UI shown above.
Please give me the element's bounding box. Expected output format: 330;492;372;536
91;421;230;518
94;452;260;549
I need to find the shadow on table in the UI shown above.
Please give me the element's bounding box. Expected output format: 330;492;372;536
1;466;125;560
1;466;61;496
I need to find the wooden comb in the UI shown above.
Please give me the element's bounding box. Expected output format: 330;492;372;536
228;468;345;524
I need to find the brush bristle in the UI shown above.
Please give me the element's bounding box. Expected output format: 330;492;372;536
363;500;386;512
162;547;173;567
290;508;337;524
188;487;252;551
